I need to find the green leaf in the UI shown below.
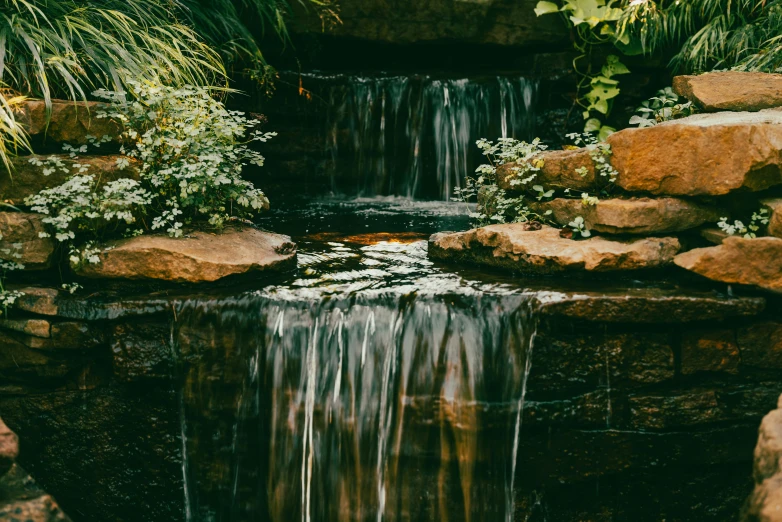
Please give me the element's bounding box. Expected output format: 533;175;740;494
591;75;619;85
602;55;630;77
582;110;592;120
534;1;561;16
598;126;616;141
584;118;602;132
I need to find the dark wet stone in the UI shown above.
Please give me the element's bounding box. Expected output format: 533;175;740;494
535;289;765;323
13;322;104;351
110;322;173;382
681;330;740;375
738;322;782;369
0;333;74;383
0;417;18;477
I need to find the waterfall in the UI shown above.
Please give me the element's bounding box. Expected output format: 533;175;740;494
174;292;538;522
315;73;537;200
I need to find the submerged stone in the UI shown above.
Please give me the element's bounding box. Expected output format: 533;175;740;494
529;197;719;235
0;212;54;269
673;71;782;112
674;237;782;293
1;154;139;203
428;224;680;273
607;109;782;196
75;228;297;283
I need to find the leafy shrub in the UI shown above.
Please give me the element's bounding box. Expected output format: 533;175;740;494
27;80;275;267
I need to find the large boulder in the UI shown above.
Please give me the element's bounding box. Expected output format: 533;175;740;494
291;0;567;47
428;224;680;273
607;109;782;196
497;148;595;192
529;197;718;235
0;417;18;476
75;228;297;283
0;212;54;269
763;198;782;239
673;71;782;112
1;154;139;204
15;99;122;145
0;464;72;522
674;236;782;293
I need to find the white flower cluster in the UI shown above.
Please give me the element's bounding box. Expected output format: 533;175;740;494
717;208;770;239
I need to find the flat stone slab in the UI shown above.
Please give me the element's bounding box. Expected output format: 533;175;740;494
673;71;782;112
1;155;139;204
529;197;718;235
533;289;765;323
497;148;595;192
763;198;782;239
428;224;680;273
674;236;782;293
75;228;297;283
607;109;782;196
0;212;54;269
15;99;121;145
0;319;50;338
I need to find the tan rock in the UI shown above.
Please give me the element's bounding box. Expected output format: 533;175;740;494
700;227;729;245
673;71;782;112
428;224;680;273
0;212;54;269
607;109;782;196
0;417;18;475
745;395;782;522
530;197;718;235
0;318;50;338
75;228;297;283
15;99;122;145
12;287;60;316
762;198;782;239
1;154;139;204
496;148;596;193
674;236;782;293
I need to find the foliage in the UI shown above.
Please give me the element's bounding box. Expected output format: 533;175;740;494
0;235;24;316
717;208;770;239
568;216;591;237
630;87;696;127
26;80;274;267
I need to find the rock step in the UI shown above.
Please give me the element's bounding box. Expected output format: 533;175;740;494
1;154;139;204
673;71;782;113
499;109;782;197
529;197;719;235
428;224;680;273
75;227;297;283
674;236;782;293
15;99;122;146
0;212;55;270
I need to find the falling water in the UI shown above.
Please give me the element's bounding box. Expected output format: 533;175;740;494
174;292;539;522
316;74;537;200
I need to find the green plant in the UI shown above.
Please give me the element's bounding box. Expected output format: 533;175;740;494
568;216;592;237
630;87;696;127
26;80;274;266
0;236;24;315
717;208;770;239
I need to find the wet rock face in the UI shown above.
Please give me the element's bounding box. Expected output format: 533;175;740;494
429;224;680;272
75;228;296;283
528;197;719;235
674;237;782;293
607;109;782;196
292;0;567;47
673;71;782;112
0;212;55;269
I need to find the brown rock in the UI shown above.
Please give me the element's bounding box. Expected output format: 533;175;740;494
745;395;782;522
700;227;729;245
530;197;719;235
15;322;103;351
0;417;18;475
607;109;782;196
15;99;122;145
674;236;782;293
75;228;297;283
762;198;782;239
630;391;721;430
0;212;55;269
428;224;680;273
1;154;139;204
681;330;740;375
497;148;595;193
0;465;71;522
12;288;59;316
0;318;50;338
738;322;782;369
672;71;782;112
0;332;72;381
